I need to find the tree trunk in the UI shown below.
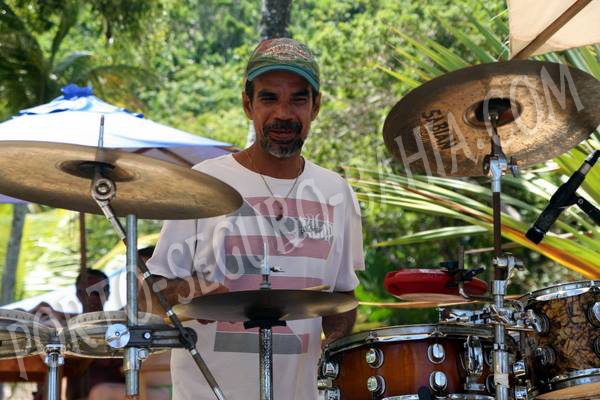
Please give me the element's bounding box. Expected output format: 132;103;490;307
246;0;293;147
1;204;28;305
259;0;292;40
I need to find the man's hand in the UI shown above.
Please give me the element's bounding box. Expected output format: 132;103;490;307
137;273;228;322
321;290;357;348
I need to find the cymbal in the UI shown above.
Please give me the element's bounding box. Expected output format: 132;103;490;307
0;141;243;219
383;60;600;176
173;290;358;322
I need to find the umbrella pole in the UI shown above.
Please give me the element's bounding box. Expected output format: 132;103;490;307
79;212;88;312
511;0;593;59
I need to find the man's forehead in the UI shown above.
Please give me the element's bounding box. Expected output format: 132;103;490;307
253;70;311;90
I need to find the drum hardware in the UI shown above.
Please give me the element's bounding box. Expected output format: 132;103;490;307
103;323;198;350
586;301;600;327
429;371;448;393
43;343;64;400
367;375;387;395
427;343;446;364
533;347;556;368
90;172;227;400
365;347;385;368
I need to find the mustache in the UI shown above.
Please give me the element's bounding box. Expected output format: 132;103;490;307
264;120;302;134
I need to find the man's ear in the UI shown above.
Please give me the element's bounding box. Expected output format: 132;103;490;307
242;91;253;119
311;92;321;121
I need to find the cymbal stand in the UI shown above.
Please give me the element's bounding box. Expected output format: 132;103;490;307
483;112;520;400
90;168;227;400
43;344;64;400
243;243;285;400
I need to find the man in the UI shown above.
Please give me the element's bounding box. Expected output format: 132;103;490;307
31;269;125;400
143;38;364;400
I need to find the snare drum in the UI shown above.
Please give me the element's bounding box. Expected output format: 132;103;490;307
63;311;163;358
520;280;600;399
320;324;499;400
0;309;53;359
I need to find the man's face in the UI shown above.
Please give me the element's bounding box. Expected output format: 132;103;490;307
76;275;109;312
243;70;320;158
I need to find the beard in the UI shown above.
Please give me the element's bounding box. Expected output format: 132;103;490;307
260;120;305;158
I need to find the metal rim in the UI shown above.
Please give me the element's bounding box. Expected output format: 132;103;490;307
325;324;493;354
520;280;600;303
381;395;493;400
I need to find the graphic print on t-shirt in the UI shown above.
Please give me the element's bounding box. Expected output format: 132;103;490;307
213;196;334;354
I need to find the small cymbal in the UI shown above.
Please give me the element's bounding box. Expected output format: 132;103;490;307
383;60;600;176
173;290;358;322
0;141;242;219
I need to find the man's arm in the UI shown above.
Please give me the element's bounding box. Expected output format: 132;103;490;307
137;274;227;318
321;290;357;347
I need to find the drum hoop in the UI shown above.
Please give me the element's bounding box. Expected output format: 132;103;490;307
325;324;493;354
381;395;493;400
546;368;600;393
521;280;600;303
0;308;55;337
66;311;163;331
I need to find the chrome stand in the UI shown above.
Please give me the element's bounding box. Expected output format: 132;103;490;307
243;243;284;400
44;344;64;400
483;111;520;400
90;165;226;400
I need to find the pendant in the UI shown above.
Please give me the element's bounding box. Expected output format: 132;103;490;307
276;214;283;221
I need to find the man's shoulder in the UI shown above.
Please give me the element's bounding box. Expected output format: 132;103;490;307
192;154;234;172
306;160;350;188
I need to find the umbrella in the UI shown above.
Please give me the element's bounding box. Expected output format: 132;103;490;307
0;84;235;166
0;84;236;298
509;0;600;58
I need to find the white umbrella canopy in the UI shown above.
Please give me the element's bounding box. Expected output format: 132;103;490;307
508;0;600;57
0;84;234;167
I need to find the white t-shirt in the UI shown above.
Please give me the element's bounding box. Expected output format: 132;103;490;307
147;154;364;400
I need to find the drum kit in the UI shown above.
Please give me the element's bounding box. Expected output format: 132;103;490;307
0;59;597;400
319;60;600;400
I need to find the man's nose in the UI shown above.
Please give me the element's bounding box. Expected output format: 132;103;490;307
273;101;293;119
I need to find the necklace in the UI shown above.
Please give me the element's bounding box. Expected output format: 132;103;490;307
247;151;303;221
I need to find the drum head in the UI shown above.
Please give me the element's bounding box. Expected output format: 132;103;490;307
384;269;488;302
0;309;55;358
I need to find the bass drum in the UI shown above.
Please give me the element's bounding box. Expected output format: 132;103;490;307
319;324;502;400
519;281;600;399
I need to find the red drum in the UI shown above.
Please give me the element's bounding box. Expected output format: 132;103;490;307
519;281;600;399
319;324;500;400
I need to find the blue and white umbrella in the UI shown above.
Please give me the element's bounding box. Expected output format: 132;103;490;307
0;84;234;168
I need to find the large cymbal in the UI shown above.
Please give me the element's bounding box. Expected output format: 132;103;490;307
173;290;358;322
383;60;600;176
0;141;242;219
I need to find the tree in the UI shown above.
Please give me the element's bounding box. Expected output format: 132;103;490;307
0;0;158;302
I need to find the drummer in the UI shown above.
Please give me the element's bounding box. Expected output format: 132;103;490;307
141;38;365;399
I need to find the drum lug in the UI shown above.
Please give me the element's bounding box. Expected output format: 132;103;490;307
513;385;529;400
464;335;484;377
587;302;600;327
534;346;556;367
322;386;340;400
321;361;340;379
429;371;448;393
427;343;445;364
592;336;600;358
526;310;550;336
512;360;528;378
365;347;384;368
485;374;496;394
366;375;386;395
